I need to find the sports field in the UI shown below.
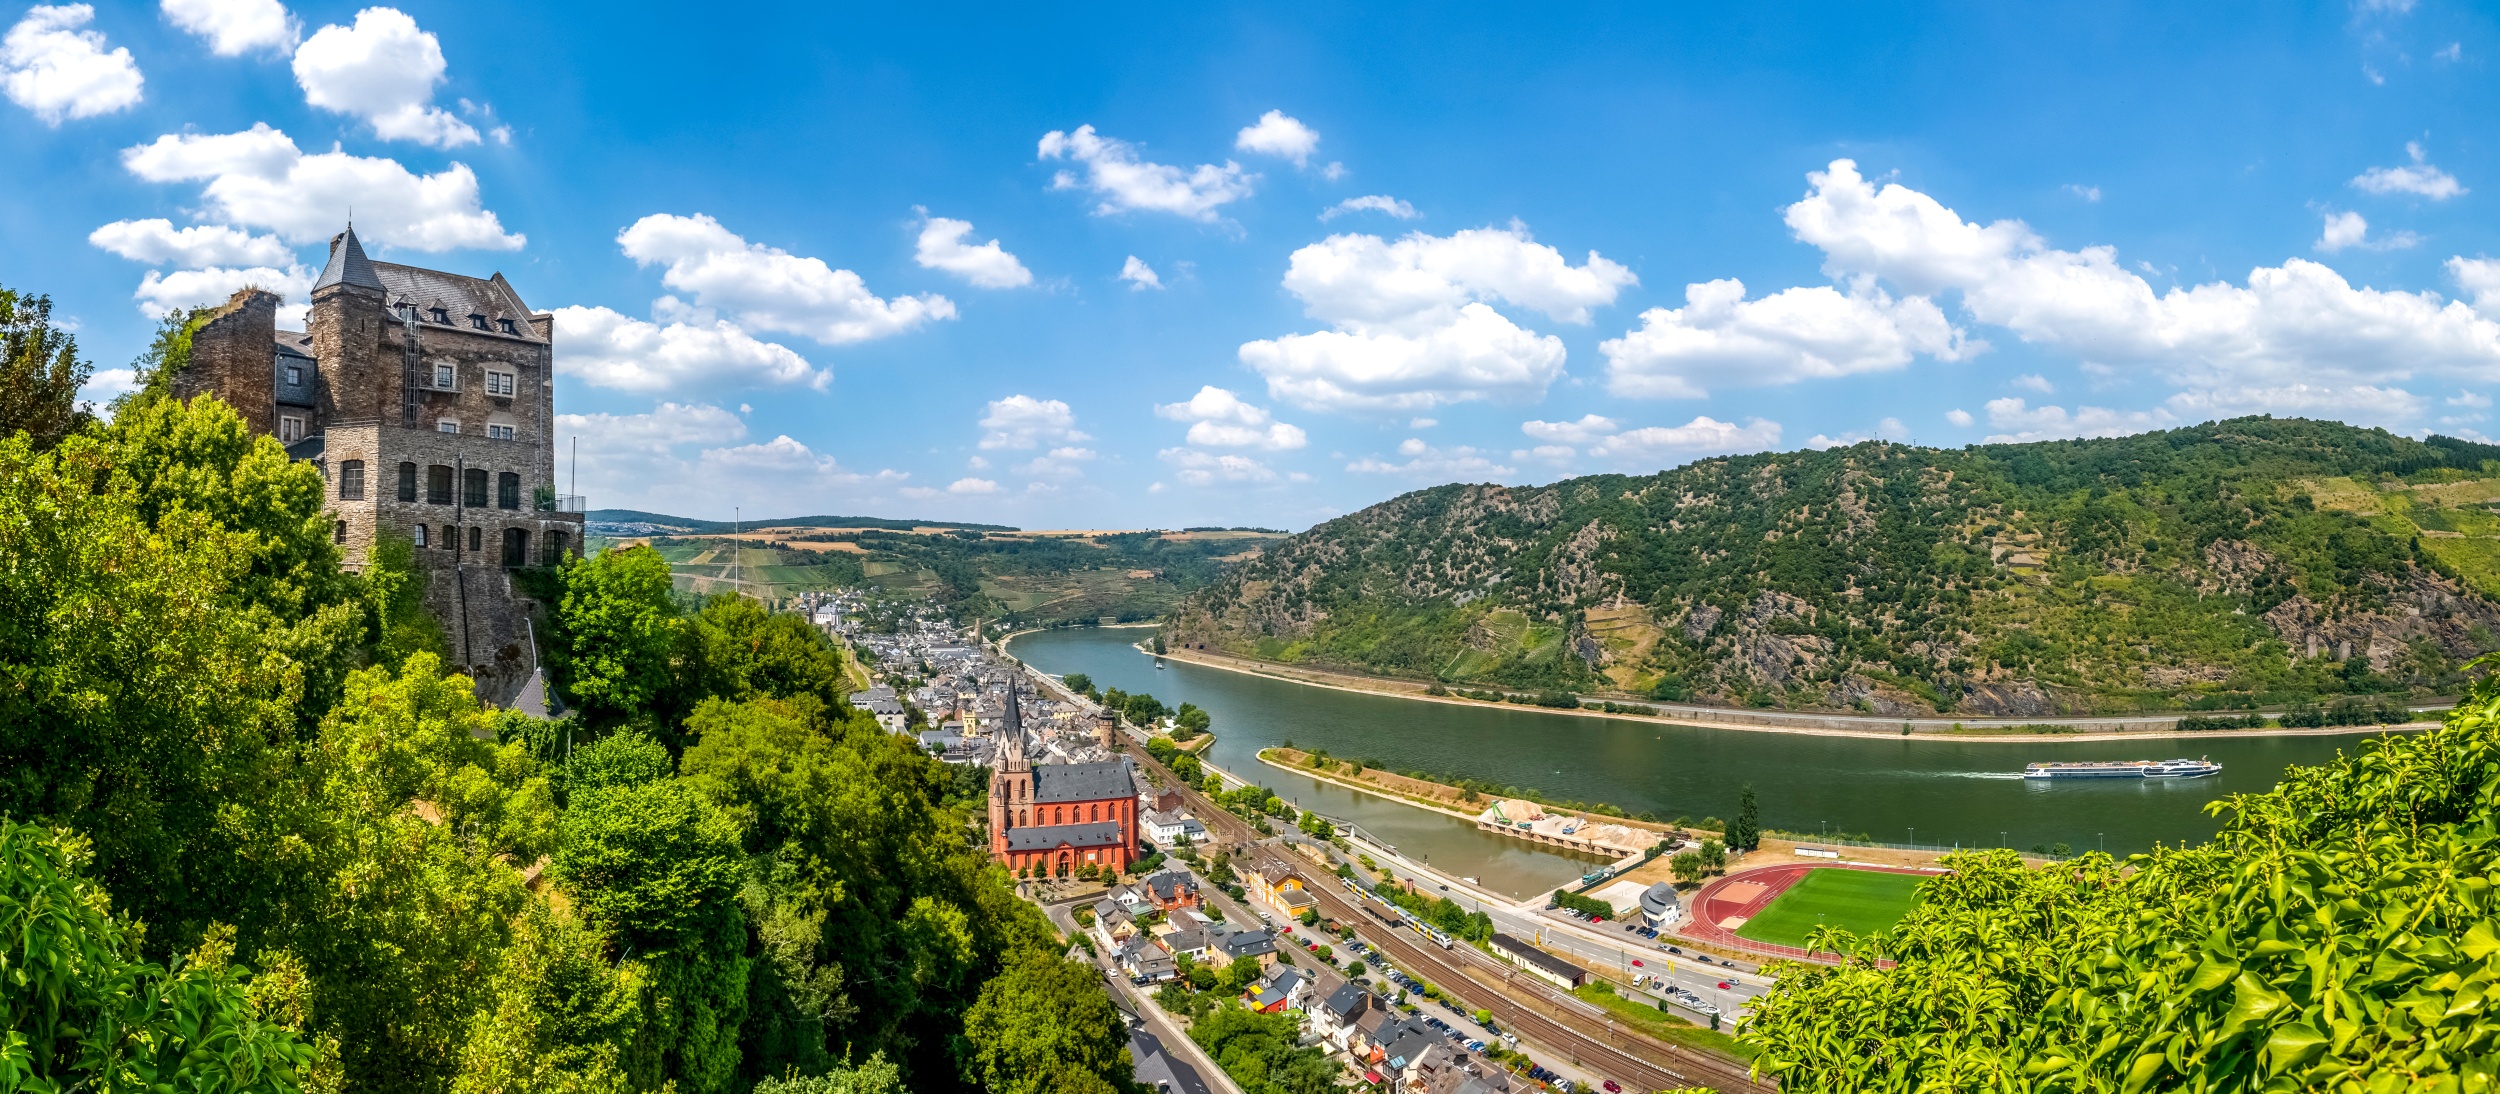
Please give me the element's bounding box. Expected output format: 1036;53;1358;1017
1733;868;1925;948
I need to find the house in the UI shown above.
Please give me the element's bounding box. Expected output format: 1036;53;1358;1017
1400;1044;1513;1094
1246;967;1310;1014
1311;985;1390;1053
1639;880;1685;927
1489;934;1586;989
1367;1017;1442;1073
1216;928;1278;967
1143;810;1208;845
1163;926;1216;961
1143;871;1201;912
1151;788;1188;814
1090;899;1138;949
1129;1028;1214;1094
1120;936;1177;982
1258;863;1320;920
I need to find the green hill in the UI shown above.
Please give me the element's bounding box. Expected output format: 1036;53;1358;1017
1162;417;2500;716
585;508;1018;533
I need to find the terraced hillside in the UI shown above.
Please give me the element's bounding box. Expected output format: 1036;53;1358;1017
597;523;1284;626
1162;418;2500;715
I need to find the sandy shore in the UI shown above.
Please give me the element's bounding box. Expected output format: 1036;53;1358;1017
1148;643;2436;745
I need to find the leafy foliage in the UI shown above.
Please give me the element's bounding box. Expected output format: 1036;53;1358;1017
957;950;1135;1094
1743;666;2500;1089
0;284;92;451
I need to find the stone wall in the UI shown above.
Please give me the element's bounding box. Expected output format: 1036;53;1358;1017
175;289;279;433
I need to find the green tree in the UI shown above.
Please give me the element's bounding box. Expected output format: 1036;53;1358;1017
1727;785;1760;854
1188;1003;1337;1094
550;547;691;733
749;1055;907;1094
451;899;646;1094
688;593;860;713
0;285;91;450
959;950;1136;1094
1669;851;1705;886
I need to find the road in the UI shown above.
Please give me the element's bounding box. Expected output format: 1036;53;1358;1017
1044;895;1240;1094
1124;737;1771;1093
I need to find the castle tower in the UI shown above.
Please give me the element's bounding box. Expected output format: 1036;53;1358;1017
1096;706;1118;750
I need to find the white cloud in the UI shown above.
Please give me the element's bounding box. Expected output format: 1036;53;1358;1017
1154;386;1307;450
913;213;1032;289
2162;384;2425;426
617;213;953;344
555;401;906;514
161;0;295;56
76;366;137;412
134;264;312;321
1600;278;1972;399
1590;416;1783;466
291;7;476;147
1946;408;1975;427
1346;438;1514;480
3;4;142;123
947;477;1001;495
2449;390;2493;409
1119;255;1163;291
978;394;1089;450
2316;210;2417;253
1979;397;2170;443
2353;143;2465;201
2013;373;2054;393
121;123;523;251
1038;124;1256;221
1160;448;1280;486
2450;257;2500;312
1015;446;1096;479
1241;225;1635;412
2436;42;2462;62
1322;195;1419;222
549;304;822;393
1408;417;1436;429
89;218;293;267
1520;414;1621;446
2065;184;2102;202
1234;110;1320;167
1782;158;2500;396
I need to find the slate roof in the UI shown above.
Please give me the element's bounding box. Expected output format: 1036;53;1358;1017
1321;983;1373;1022
1032;758;1134;803
1145;871;1198;902
1002;821;1125;851
1218;931;1276;960
273;335;317;407
312;227;384;292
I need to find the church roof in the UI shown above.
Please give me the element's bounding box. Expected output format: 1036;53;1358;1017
312;226;385;292
1032;758;1133;803
1002;821;1126;851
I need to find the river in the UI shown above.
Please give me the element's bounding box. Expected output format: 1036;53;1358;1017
1009;627;2415;893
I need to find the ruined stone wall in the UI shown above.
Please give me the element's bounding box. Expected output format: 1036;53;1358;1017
174;289;279;432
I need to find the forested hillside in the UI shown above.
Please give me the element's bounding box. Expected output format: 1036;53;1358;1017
0;289;1134;1094
1165;418;2500;715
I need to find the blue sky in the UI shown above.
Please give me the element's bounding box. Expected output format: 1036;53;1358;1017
6;1;2497;529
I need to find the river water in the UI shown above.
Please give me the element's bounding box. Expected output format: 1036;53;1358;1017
1008;627;2409;896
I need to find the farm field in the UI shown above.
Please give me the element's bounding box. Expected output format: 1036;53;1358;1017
1734;867;1926;948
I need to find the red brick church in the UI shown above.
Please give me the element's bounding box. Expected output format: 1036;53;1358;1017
989;688;1140;875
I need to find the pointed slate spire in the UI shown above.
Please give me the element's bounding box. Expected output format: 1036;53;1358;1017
313;225;385;292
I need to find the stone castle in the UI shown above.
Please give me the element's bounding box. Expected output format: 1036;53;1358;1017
179;226;584;702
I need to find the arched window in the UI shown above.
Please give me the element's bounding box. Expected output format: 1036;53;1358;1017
497;472;520;509
546;530;568;564
334;520;347;543
502;528;528;567
462;468;488;508
339;460;365;500
1091;803;1101;822
426;465;452;505
1018;809;1028;826
441;525;457;550
398;462;418;501
412;524;427;547
466;525;482;553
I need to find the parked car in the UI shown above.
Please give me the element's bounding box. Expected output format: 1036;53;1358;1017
1604;1081;1623;1092
1630;959;1643;967
1622;922;1639;932
1665;946;1682;954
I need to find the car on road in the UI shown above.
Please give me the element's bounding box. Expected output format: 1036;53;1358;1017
1665;945;1682;954
1630;959;1643;967
1718;981;1732;990
1604;1081;1623;1092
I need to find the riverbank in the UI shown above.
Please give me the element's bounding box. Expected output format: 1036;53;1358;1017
1155;644;2440;744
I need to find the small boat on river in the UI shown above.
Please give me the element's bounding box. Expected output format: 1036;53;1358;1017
2023;758;2222;780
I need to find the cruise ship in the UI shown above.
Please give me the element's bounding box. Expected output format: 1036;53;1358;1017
2023;758;2222;780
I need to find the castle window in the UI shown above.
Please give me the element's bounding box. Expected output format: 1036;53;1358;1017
463;468;488;508
413;524;427;547
335;520;348;544
469;313;489;330
429;307;449;324
497;472;520;509
434;364;455;389
466;525;482;552
497;318;517;335
285;365;303;386
438;420;460;434
442;525;457;549
502;528;529;567
485;370;514;396
340;460;365;500
278;416;303;443
487;424;515;440
545;530;567;564
427;465;453;504
398;462;417;501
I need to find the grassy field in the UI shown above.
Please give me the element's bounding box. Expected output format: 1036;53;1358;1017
1735;868;1926;948
1569;982;1757;1061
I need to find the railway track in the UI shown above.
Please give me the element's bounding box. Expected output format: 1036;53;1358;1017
1123;739;1768;1093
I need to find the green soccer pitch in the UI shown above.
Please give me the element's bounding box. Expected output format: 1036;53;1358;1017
1734;869;1926;948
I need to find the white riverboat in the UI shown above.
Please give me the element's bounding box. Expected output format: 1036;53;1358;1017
2023;758;2222;780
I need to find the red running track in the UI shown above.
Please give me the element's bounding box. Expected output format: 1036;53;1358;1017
1676;862;1938;963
